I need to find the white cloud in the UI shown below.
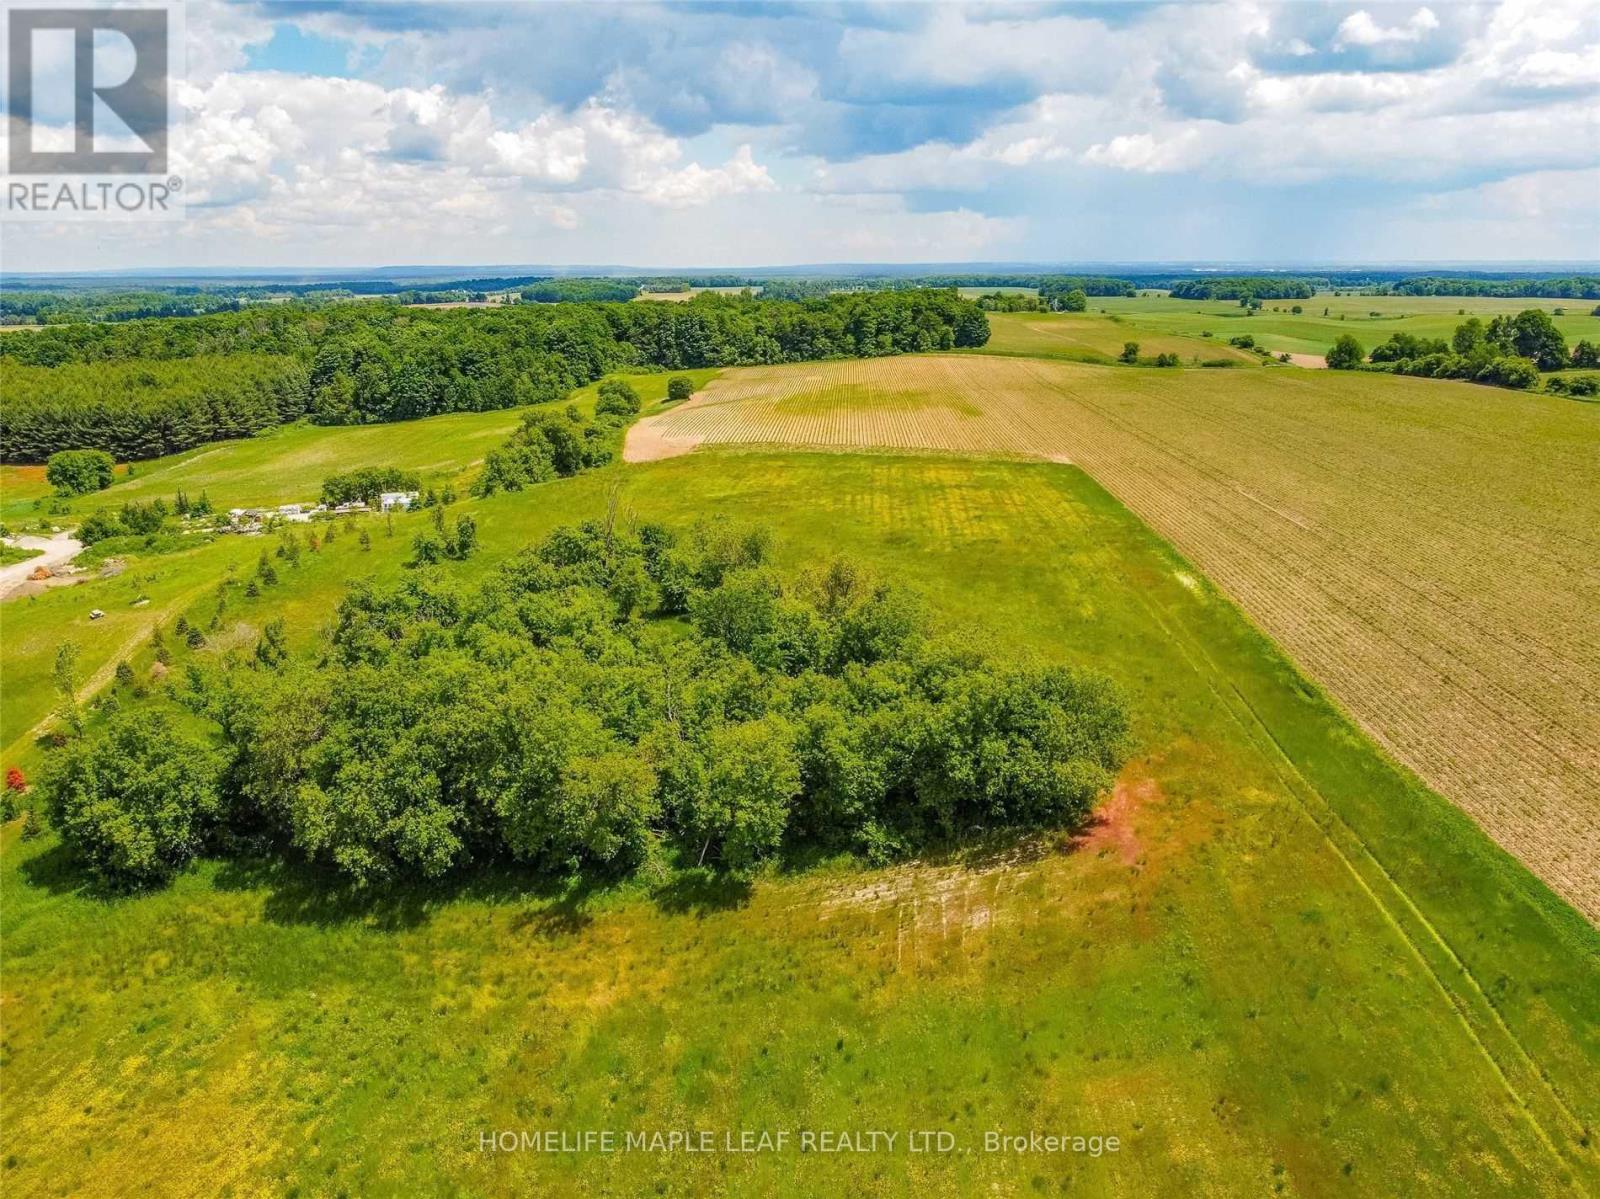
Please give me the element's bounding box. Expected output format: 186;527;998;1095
1082;131;1200;174
1334;8;1441;51
648;145;775;207
8;0;1598;269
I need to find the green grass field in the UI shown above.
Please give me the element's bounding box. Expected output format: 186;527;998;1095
4;352;1599;1196
3;442;1597;1196
977;312;1258;365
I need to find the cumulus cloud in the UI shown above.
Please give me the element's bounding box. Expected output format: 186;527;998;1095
1334;7;1441;51
167;73;773;221
8;0;1598;269
649;145;776;208
1082;131;1202;174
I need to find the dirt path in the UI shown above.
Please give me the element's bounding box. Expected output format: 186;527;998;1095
624;398;715;462
1283;353;1328;369
2;573;219;764
0;533;84;600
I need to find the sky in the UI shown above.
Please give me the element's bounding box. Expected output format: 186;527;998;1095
3;0;1598;271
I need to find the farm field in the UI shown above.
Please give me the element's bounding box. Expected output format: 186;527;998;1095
3;451;1597;1197
955;285;1038;299
628;355;1600;919
1083;293;1600;359
634;286;758;302
978;311;1255;365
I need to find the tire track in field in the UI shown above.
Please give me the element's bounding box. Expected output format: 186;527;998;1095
1120;571;1589;1177
3;574;223;764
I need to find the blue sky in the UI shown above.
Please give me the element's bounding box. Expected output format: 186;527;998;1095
8;1;1598;270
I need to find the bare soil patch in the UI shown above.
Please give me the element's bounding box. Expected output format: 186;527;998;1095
1076;775;1157;866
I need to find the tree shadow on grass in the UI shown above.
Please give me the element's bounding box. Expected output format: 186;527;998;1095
15;838;128;902
648;866;753;916
15;824;1066;936
209;854;618;935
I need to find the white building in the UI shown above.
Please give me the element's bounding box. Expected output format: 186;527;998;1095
379;491;419;512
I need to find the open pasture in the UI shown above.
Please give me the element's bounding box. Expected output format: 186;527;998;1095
1;371;716;524
0;464;54;524
956;285;1039;299
29;407;523;515
629;355;1600;919
3;452;1596;1197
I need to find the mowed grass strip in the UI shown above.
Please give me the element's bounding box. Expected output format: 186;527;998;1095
3;454;1596;1197
628;355;1600;920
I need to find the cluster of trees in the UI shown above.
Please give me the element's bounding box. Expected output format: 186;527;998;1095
1117;342;1179;367
45;449;116;494
594;379;642;418
2;355;311;462
1;292;987;462
1037;278;1134;305
475;405;623;495
1368;311;1578;387
44;518;1131;888
974;292;1045;313
74;489;218;547
79;498;176;545
1168;278;1318;301
521;279;642;303
1329;310;1588;390
601;290;990;367
320;467;422;506
410;508;478;565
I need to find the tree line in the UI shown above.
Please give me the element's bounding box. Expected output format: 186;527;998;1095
1168;277;1318;301
1326;309;1596;391
0;290;246;325
1384;276;1600;300
0;292;988;462
521;279;643;303
2;355;312;462
43;518;1131;889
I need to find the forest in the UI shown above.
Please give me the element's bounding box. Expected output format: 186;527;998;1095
44;518;1131;888
1385;275;1600;299
1167;277;1319;301
2;355;313;462
0;291;989;462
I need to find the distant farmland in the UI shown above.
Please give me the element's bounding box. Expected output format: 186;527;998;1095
627;355;1600;918
979;311;1258;364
